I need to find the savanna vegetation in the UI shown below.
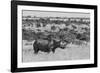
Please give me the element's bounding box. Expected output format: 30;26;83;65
22;16;90;45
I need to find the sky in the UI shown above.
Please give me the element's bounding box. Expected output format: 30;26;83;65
22;10;90;18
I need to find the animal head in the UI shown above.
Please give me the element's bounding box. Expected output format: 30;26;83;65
59;40;67;49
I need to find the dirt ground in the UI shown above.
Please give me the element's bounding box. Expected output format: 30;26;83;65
22;40;90;62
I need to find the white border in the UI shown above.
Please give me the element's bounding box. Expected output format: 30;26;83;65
17;5;94;68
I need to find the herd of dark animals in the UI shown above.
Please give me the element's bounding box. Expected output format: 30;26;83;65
32;32;89;54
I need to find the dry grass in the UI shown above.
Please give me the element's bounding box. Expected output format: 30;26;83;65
22;40;90;62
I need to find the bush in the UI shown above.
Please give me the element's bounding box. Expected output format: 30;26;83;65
22;29;37;41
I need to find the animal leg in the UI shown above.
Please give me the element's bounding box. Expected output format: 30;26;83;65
52;48;56;53
34;48;39;54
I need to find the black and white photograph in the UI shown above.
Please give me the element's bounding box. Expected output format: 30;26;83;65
22;10;90;62
11;1;97;72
